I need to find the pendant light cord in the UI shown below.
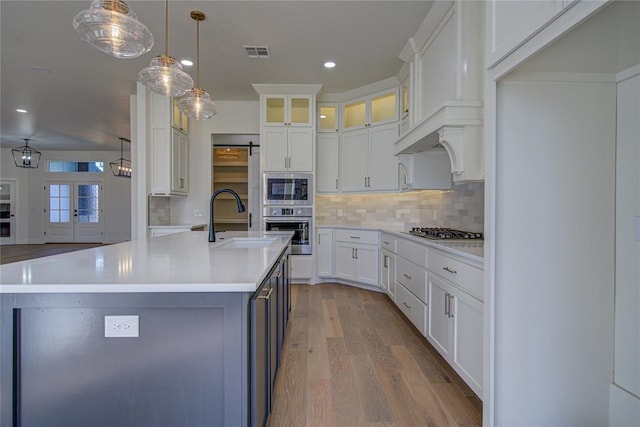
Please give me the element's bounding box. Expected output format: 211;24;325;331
164;0;169;59
196;17;200;87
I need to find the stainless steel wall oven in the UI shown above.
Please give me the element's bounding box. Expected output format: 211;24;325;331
263;207;312;255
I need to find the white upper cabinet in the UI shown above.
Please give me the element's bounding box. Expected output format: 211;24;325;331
149;92;189;196
343;88;399;131
486;0;565;69
254;85;322;173
341;123;399;192
262;95;313;127
317;133;340;193
263;127;313;172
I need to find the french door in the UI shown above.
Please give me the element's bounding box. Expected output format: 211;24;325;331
45;182;103;243
0;180;16;245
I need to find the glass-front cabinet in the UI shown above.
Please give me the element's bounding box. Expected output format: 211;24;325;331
400;78;411;135
172;98;189;134
343;88;399;130
263;95;313;127
318;103;339;132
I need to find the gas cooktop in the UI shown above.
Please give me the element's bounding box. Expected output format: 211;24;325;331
408;227;484;240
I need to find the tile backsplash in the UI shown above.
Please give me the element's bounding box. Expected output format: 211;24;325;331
148;196;171;226
316;182;484;232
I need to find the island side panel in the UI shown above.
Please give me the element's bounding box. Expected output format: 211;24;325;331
0;292;250;427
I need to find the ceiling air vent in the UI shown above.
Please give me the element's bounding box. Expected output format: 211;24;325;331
244;46;270;59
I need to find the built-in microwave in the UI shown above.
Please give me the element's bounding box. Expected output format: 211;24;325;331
263;173;312;206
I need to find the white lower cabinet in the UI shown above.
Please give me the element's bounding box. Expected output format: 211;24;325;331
427;272;483;397
334;242;378;286
334;229;379;287
380;248;396;299
316;228;334;278
396;283;427;336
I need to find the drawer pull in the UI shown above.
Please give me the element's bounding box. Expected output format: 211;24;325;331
383;241;390;245
403;273;412;280
443;266;457;274
402;302;411;310
350;236;361;239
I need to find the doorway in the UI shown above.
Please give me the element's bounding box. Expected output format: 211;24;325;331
0;179;16;245
44;182;103;243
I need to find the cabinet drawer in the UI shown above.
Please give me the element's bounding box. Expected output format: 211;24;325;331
397;238;428;268
380;233;397;252
428;250;483;299
335;229;378;245
396;257;427;303
396;284;426;336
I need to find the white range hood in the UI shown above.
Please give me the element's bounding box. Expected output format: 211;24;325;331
394;101;484;184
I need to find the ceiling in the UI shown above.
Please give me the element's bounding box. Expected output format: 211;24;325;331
0;0;434;152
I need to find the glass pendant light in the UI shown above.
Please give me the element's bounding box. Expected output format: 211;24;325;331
73;0;154;59
138;0;193;97
109;137;132;178
177;11;219;120
11;139;41;169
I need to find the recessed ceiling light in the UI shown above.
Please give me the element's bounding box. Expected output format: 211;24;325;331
16;109;28;113
181;59;193;67
324;61;336;69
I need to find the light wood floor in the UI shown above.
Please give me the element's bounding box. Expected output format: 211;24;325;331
270;283;482;427
0;243;106;265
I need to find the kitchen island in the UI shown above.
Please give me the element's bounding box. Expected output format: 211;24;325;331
0;231;292;427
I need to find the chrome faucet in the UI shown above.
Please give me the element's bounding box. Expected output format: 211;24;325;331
209;189;246;242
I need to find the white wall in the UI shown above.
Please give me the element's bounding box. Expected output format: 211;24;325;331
170;101;260;225
0;148;131;244
494;78;616;425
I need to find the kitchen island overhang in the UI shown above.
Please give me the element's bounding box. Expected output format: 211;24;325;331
0;231;293;427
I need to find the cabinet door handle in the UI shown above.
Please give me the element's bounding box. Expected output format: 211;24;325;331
180;178;184;189
318;234;321;245
445;292;450;316
355;248;358;259
383;255;388;268
249;213;252;229
443;266;457;274
336;179;338;190
258;287;273;300
352;248;355;258
402;302;411;310
448;294;455;318
403;273;412;280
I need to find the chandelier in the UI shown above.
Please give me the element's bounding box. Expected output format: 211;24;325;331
177;11;219;120
138;0;193;97
73;0;154;59
11;139;41;169
109;137;132;178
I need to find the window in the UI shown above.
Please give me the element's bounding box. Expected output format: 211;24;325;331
48;161;104;173
49;184;71;223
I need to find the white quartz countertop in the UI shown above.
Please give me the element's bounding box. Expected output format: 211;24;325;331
0;231;292;294
317;225;484;264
